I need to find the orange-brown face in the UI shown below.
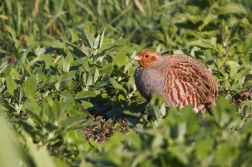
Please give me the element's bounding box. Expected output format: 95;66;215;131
134;50;161;67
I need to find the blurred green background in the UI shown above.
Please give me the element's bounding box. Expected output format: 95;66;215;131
0;0;252;166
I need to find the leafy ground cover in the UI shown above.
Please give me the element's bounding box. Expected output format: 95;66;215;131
0;0;252;166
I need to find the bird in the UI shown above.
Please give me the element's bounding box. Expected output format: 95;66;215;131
134;49;218;113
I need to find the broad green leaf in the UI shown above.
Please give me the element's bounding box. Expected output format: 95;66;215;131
225;61;240;77
170;146;188;164
240;119;252;134
217;3;247;15
195;137;214;159
60;91;74;102
190;37;216;50
6;75;17;96
131;151;152;167
62;58;70;73
25;132;55;167
35;47;46;56
98;29;105;49
55;71;76;90
215;144;239;166
82;59;90;71
198;14;216;31
112;52;128;68
103;132;123;151
8;67;20;80
85;67;97;87
42;40;65;48
23;76;37;97
59;113;88;130
173;50;185;54
99;63;112;80
110;78;126;93
230;22;241;39
42;55;55;69
28;54;55;68
69;28;79;42
151;133;163;151
5;25;19;49
0;117;28;167
93;68;99;83
93;81;109;90
123;130;141;149
25;35;37;46
57;56;71;73
240;100;252;118
149;92;166;120
75;91;97;99
81;31;93;48
23;97;41;115
41;102;54;122
81;101;93;109
216;43;225;56
0;96;16;112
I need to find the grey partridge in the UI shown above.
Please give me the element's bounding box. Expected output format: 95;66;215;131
134;49;218;113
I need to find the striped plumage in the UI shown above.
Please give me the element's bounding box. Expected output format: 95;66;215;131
134;49;218;112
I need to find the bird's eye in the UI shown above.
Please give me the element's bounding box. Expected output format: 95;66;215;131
145;55;149;58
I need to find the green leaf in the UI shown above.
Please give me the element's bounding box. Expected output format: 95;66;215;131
59;113;88;130
5;25;19;49
84;67;97;87
25;132;56;167
215;143;239;166
195;137;214;159
55;71;76;90
69;28;79;42
112;51;128;68
25;35;37;46
110;78;126;93
23;76;37;97
98;29;105;49
60;91;74;102
170;146;188;164
62;57;70;73
82;59;90;71
230;22;241;39
8;67;20;80
23;98;40;113
240;100;252;118
0;117;29;167
225;61;240;77
6;75;17;96
81;101;93;109
75;91;97;99
148;92;166;120
42;55;55;69
100;63;112;75
0;96;16;112
42;40;65;48
217;3;247;15
35;47;46;56
190;37;216;50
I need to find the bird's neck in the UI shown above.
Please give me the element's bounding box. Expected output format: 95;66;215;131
151;56;168;69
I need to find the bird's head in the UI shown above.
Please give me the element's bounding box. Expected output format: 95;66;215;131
134;50;161;67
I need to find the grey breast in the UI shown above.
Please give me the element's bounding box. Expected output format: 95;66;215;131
134;66;164;101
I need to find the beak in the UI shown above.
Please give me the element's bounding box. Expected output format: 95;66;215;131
133;55;141;60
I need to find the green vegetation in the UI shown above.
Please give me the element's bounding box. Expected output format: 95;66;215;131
0;0;252;166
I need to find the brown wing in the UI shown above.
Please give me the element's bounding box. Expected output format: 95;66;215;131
160;57;218;110
163;67;199;108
